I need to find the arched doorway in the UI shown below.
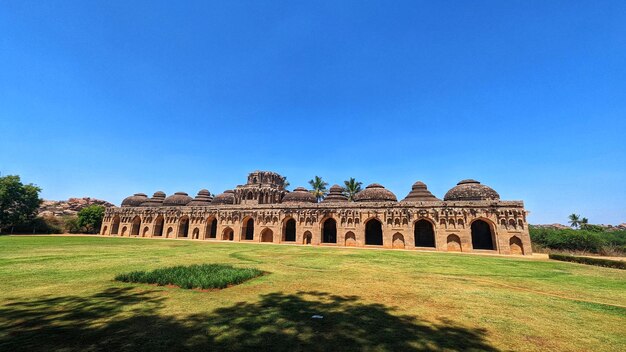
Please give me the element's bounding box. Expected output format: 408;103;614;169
322;218;337;243
242;218;254;240
447;234;462;251
261;228;273;243
142;227;149;237
121;226;127;236
206;217;217;239
102;225;108;236
345;232;356;246
510;236;524;255
166;227;173;237
414;219;435;247
192;228;200;239
471;220;495;250
222;227;234;241
111;215;120;235
365;219;383;245
178;217;190;238
392;233;405;249
153;216;164;236
303;231;312;245
131;216;141;236
283;218;296;242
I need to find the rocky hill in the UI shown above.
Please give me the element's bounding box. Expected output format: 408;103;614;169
38;198;115;217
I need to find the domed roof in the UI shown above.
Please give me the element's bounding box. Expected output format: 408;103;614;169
401;181;440;202
140;191;167;207
187;189;213;206
212;190;235;205
197;189;210;196
121;193;148;207
443;179;500;201
354;183;397;202
162;192;193;206
282;187;316;203
322;184;348;203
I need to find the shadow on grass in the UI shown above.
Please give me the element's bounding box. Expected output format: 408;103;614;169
0;288;498;351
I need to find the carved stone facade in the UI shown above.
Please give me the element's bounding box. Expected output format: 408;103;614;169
101;171;532;255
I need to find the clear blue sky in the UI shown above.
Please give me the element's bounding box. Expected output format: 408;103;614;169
1;1;625;224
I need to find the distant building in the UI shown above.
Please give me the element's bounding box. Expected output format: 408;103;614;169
101;171;531;255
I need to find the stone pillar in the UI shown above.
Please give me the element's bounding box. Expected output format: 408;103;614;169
381;220;389;249
405;222;416;250
458;228;472;252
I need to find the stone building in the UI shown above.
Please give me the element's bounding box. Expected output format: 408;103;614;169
101;171;531;255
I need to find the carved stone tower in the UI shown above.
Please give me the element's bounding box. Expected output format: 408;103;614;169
233;171;287;205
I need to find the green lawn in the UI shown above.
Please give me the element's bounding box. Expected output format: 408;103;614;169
0;236;624;352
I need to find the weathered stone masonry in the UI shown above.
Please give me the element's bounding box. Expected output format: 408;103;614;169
101;171;531;255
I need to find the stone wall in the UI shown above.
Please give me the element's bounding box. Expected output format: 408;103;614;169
101;200;532;255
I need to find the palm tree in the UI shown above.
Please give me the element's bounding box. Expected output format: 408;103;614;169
308;176;328;202
568;214;581;229
580;217;589;229
281;177;290;190
343;177;362;201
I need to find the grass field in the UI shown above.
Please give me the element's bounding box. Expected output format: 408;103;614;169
0;236;624;351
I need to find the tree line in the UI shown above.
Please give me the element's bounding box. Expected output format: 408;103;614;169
530;213;626;255
0;175;104;234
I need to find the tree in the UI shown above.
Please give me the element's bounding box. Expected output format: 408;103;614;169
342;177;363;201
77;205;106;234
308;176;328;202
568;214;581;229
281;177;290;190
579;217;593;230
0;175;42;234
65;216;82;234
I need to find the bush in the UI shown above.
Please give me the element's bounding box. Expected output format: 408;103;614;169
63;216;82;234
10;216;63;234
530;227;605;253
530;226;626;255
115;264;264;289
549;253;626;270
580;224;604;232
603;230;626;247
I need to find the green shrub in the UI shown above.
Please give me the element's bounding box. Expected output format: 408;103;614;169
580;224;604;232
549;253;626;270
63;216;82;234
10;216;62;234
530;227;605;253
530;226;626;254
115;264;263;289
602;230;626;247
